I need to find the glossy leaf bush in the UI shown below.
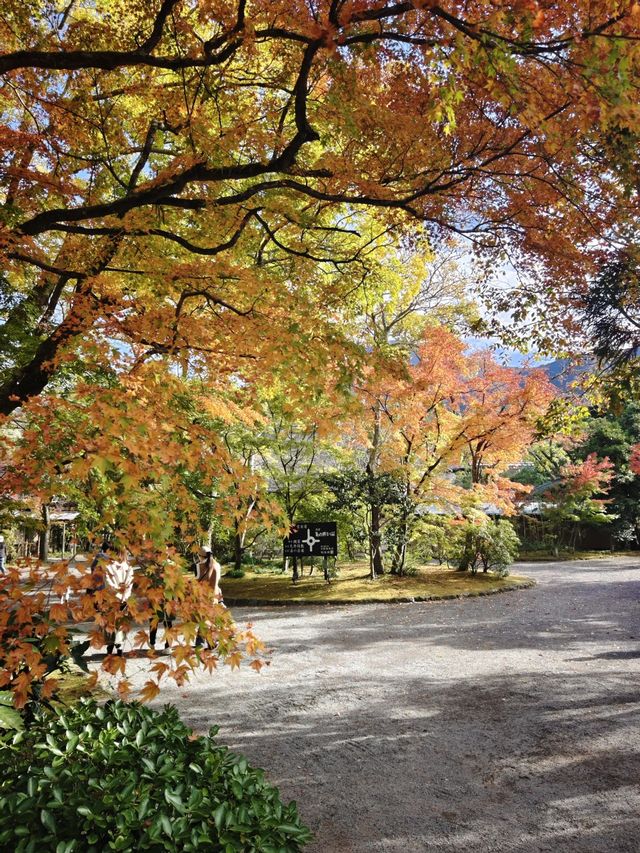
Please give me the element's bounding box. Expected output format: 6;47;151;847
0;699;310;852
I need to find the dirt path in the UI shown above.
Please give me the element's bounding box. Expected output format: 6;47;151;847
140;558;640;852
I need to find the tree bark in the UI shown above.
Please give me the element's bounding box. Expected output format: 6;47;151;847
370;503;384;577
38;504;50;562
457;530;474;572
390;502;410;576
233;531;244;571
366;401;384;577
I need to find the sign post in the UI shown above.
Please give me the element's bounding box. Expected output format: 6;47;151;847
284;522;337;583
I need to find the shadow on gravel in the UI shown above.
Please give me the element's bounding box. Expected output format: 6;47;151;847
219;672;640;853
85;649;153;662
245;575;640;659
157;560;640;852
199;668;640;853
570;649;640;661
210;568;640;850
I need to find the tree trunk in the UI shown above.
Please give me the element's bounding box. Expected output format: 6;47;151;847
233;531;244;572
390;508;409;576
457;530;474;572
39;504;50;562
368;524;375;581
366;401;384;577
370;503;384;577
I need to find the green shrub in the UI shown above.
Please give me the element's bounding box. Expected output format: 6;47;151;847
224;567;246;579
451;515;520;577
0;699;311;852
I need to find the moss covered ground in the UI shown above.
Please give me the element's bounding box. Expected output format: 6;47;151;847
220;560;533;605
51;668;110;707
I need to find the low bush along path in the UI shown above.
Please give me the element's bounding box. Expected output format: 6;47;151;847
132;557;640;852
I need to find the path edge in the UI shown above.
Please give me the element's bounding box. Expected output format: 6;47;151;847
224;577;536;607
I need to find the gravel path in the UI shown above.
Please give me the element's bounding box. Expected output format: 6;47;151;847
141;558;640;852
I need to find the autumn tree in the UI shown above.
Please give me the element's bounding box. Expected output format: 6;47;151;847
375;327;468;574
351;238;474;575
568;403;640;546
2;0;640;702
541;454;614;553
210;410;285;572
375;329;553;573
457;354;554;487
2;0;640;417
255;393;335;577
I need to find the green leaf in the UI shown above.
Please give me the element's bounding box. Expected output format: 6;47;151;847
278;823;306;835
159;813;173;837
0;704;23;731
137;797;150;821
164;790;184;812
41;809;56;833
213;803;226;829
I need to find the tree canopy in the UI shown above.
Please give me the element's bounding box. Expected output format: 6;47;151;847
2;0;640;703
2;0;640;414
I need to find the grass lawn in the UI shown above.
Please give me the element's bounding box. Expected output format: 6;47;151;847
221;561;533;605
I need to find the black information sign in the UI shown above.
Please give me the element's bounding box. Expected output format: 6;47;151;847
283;522;337;557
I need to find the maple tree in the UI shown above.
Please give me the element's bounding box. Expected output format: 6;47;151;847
398;333;552;569
0;371;272;706
350;239;474;576
514;398;640;550
2;0;640;704
2;0;640;415
456;352;554;486
214;419;280;572
567;403;640;546
351;325;553;574
373;327;468;574
255;392;336;579
540;453;614;552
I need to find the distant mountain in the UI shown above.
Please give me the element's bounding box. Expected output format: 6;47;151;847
537;357;593;390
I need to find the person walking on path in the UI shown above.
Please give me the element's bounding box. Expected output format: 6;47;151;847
89;541;112;593
103;549;134;656
195;546;223;648
197;546;223;602
0;536;6;574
